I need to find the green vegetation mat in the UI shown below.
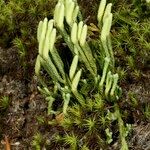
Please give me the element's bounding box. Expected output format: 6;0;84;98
0;0;149;149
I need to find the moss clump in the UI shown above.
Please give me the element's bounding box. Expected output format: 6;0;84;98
0;0;57;78
111;0;150;81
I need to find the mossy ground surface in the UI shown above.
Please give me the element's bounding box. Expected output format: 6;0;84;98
0;0;150;149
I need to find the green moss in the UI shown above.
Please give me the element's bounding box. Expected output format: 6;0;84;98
0;0;57;73
0;0;149;149
0;96;10;110
112;0;150;81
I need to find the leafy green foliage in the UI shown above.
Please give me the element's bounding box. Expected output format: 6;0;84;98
33;0;135;149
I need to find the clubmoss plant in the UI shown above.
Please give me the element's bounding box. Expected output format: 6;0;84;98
35;0;121;111
34;0;131;149
115;105;132;150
